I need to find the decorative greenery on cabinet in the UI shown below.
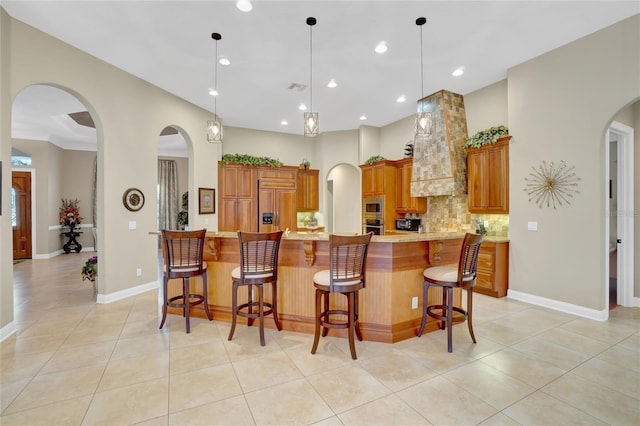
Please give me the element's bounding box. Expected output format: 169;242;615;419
464;125;509;149
364;155;386;165
221;153;283;167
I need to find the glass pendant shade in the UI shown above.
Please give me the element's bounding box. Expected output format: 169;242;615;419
304;112;319;137
207;118;223;142
415;111;432;138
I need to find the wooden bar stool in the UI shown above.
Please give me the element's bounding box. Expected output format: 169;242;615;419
228;230;283;346
417;232;484;352
159;229;212;333
311;233;372;360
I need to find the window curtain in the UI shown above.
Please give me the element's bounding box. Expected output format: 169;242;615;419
92;155;97;247
158;159;179;230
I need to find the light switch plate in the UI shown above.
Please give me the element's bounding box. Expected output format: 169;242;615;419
128;221;136;230
527;221;538;231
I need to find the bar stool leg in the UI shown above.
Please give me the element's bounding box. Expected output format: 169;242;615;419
311;288;322;354
228;281;238;341
258;284;265;346
321;293;330;337
347;293;357;360
272;281;282;331
467;288;476;343
183;277;191;334
417;281;429;336
159;276;169;329
354;291;363;341
202;272;212;321
446;287;453;353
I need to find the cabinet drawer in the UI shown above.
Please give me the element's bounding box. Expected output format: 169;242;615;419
259;180;296;189
477;252;494;270
476;272;494;289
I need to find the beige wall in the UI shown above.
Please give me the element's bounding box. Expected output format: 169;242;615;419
508;14;639;311
1;9;13;331
464;80;509;135
2;11;219;322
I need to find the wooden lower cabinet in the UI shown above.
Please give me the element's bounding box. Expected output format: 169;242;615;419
475;240;509;298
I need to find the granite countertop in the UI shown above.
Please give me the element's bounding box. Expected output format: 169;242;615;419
205;231;501;242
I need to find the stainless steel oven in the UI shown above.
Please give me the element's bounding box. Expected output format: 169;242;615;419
363;197;384;235
364;218;383;235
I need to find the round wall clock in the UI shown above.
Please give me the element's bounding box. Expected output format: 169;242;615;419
123;188;145;212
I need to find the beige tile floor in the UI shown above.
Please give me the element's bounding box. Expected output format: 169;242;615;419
1;253;639;425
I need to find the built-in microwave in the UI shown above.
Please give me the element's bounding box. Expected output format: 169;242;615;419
363;197;383;216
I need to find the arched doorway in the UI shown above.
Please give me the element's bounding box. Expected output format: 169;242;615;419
157;126;188;232
326;163;361;233
11;83;100;290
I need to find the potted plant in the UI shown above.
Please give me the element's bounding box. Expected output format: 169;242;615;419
81;255;98;299
177;192;188;230
464;125;509;149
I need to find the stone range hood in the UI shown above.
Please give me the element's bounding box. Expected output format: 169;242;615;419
411;90;468;197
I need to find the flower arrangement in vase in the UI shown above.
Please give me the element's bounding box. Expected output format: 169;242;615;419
59;198;84;231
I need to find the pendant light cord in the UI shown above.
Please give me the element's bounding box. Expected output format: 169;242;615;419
214;38;218;117
419;24;424;113
309;23;313;112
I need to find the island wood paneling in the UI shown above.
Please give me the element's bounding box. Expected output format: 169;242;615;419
166;234;464;343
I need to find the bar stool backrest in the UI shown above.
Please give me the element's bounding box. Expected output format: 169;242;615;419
456;232;485;286
328;233;373;293
162;229;207;277
237;230;283;283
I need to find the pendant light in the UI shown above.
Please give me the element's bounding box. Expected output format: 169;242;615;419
207;32;223;143
304;17;319;137
415;17;431;138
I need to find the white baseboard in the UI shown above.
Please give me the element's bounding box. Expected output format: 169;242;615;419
96;281;159;304
0;321;17;342
32;247;96;259
507;289;608;321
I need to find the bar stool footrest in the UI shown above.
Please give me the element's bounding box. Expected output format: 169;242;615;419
236;301;275;319
167;294;205;309
426;304;468;323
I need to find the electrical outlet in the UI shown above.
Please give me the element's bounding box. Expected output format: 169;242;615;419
411;296;418;309
484;220;489;228
128;221;136;230
528;221;538;231
136;268;142;277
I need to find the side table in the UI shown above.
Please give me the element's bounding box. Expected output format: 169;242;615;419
62;231;83;253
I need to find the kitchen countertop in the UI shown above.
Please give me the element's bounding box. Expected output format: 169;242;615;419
205;231;509;243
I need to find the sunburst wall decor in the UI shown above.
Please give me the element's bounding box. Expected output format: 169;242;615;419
524;160;580;209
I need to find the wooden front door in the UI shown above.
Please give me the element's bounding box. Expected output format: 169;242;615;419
12;171;32;259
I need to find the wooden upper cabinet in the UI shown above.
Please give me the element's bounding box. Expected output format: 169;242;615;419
467;136;510;214
360;162;395;198
219;163;257;232
395;158;426;214
221;164;255;199
297;169;319;212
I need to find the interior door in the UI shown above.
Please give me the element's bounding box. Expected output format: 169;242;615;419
12;171;32;259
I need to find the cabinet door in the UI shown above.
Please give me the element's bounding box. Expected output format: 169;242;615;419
372;165;385;195
297;170;319;211
220;197;256;232
362;167;375;197
466;150;485;212
467;139;509;214
237;198;257;232
484;145;508;213
219;198;238;232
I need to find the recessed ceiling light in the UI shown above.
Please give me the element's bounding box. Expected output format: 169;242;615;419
452;67;465;76
360;115;367;120
219;57;231;66
281;120;288;125
396;95;406;103
299;103;307;111
327;79;337;88
236;0;252;12
375;41;388;54
209;89;219;96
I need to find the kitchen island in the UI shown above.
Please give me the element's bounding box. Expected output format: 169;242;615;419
166;231;470;343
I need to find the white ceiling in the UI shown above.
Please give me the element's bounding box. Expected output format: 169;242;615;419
4;1;639;153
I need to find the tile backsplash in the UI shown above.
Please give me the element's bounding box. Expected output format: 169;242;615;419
416;195;509;237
